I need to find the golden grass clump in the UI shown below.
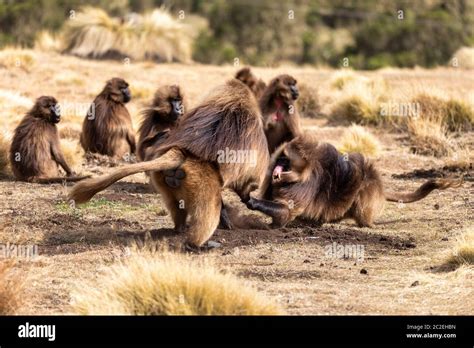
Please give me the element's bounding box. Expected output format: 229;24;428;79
0;261;22;315
449;47;474;69
72;251;282;315
330;69;357;90
0;131;11;176
60;138;84;171
445;227;474;267
297;84;321;118
63;7;193;63
337;124;381;158
330;76;388;125
406;116;454;157
58;123;82;140
412;94;473;132
34;30;63;52
0;47;36;71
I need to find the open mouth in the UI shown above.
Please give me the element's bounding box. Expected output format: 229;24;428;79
272;156;291;181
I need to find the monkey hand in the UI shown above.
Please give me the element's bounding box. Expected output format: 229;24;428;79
164;168;186;189
246;197;257;210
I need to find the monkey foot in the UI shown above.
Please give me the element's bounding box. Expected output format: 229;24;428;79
184;240;222;253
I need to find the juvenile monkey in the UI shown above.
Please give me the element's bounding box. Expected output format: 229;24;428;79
80;78;136;159
9;96;88;183
235;67;266;99
137;85;185;161
260;74;302;153
247;136;463;228
69;79;269;248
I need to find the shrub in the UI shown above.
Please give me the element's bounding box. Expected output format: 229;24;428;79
337;124;381;158
62;7;193;63
0;132;11;176
406;116;454;157
449;47;474;69
445;227;474;267
297;84;320;118
72;251;282;315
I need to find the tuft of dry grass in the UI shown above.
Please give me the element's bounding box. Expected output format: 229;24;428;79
58;122;82;140
412;94;473;132
444;227;474;267
330;69;357;90
329;76;388;125
34;30;63;52
62;7;193;63
60;138;84;171
0;131;11;176
337;124;381;158
406;116;454;157
0;261;22;315
71;250;282;315
449;47;474;69
0;47;36;72
297;83;321;118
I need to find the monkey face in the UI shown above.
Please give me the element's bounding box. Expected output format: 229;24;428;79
271;75;299;104
105;78;131;103
170;98;184;120
36;96;61;123
272;142;307;183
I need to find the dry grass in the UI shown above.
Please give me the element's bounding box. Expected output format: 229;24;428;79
58;122;82;140
0;261;22;315
329;76;388;125
34;30;63;52
444;227;474;267
337;124;381;158
406;116;454;157
0;131;11;176
412;94;474;132
449;47;474;69
0;47;36;71
71;250;282;315
62;7;193;63
297;83;321;118
60;138;84;171
330;69;358;90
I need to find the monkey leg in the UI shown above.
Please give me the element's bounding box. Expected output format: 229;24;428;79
218;202;233;229
159;187;188;233
185;196;221;247
246;197;292;228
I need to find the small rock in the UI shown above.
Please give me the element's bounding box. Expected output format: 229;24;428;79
441;237;449;241
319;263;324;267
434;203;440;210
221;250;231;256
259;254;268;259
303;259;310;263
360;268;368;275
207;241;222;249
411;280;420;287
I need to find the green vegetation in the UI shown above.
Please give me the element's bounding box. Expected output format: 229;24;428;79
0;0;473;68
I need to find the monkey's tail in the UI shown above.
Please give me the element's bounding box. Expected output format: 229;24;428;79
68;148;184;204
385;178;463;203
33;175;91;184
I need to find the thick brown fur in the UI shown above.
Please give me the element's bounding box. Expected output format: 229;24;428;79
69;79;269;247
235;67;266;99
260;74;302;153
137;85;186;161
80;78;136;159
248;135;463;228
9;96;89;183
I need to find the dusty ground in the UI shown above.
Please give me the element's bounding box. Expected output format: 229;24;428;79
0;51;473;314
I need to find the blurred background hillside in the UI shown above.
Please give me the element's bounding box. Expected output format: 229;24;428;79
0;0;473;69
